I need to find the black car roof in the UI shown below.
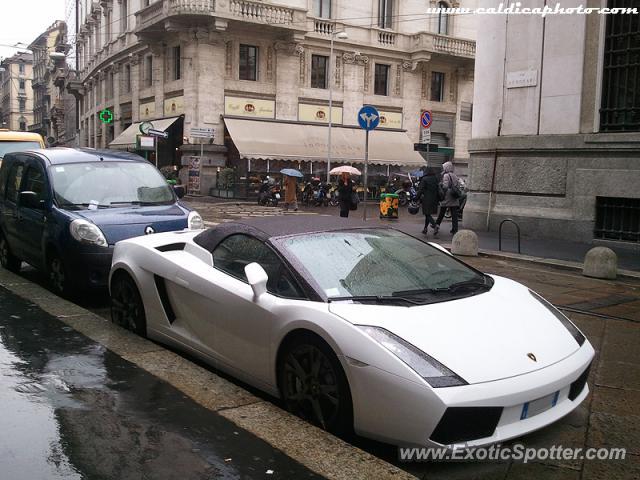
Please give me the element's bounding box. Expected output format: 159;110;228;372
193;215;391;253
19;147;146;165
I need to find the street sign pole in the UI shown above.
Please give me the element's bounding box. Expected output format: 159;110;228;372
363;129;369;221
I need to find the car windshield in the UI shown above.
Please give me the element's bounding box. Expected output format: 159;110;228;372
0;141;41;158
278;229;489;301
49;161;174;209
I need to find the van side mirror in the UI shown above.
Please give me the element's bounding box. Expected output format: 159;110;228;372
173;185;185;199
18;191;43;209
245;262;268;300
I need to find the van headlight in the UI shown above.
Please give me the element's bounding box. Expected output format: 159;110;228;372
357;326;467;388
187;210;204;230
70;219;108;247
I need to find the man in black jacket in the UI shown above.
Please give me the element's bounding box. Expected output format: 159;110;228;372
416;168;440;235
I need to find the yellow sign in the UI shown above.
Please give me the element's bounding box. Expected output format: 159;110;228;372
224;96;275;118
139;101;156;120
298;103;343;124
377;110;403;129
164;96;184;116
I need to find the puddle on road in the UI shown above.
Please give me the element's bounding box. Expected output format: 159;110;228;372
0;287;319;480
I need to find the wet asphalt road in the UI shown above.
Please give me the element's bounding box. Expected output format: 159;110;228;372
0;286;320;480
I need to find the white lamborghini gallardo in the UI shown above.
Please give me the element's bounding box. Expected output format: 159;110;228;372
109;216;594;447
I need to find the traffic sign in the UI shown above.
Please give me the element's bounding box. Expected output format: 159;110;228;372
148;129;169;138
420;110;432;129
191;127;215;139
99;109;113;124
358;105;380;131
420;128;431;144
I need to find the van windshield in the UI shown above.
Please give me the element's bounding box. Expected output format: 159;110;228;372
50;161;175;209
0;141;41;158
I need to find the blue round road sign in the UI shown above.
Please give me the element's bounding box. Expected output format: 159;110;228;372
358;105;380;131
421;110;432;129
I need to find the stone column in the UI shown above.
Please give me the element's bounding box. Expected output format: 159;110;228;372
149;43;165;118
274;42;303;121
130;54;141;122
113;62;122;137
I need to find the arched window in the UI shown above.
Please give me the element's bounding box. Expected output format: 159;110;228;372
437;1;449;35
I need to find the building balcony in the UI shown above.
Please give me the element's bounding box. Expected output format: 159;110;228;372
136;0;307;37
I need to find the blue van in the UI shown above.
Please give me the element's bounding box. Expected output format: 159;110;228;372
0;148;203;295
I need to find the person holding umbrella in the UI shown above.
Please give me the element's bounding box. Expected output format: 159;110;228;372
280;168;303;211
330;166;360;218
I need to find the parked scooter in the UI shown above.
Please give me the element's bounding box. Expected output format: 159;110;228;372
396;179;419;207
258;179;281;207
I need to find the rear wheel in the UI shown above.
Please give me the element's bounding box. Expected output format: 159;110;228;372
279;333;353;436
0;232;21;273
110;272;147;337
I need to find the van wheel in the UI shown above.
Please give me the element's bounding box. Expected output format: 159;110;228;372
48;251;72;297
0;232;21;273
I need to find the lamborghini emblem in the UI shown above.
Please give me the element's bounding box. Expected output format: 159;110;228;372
527;353;537;362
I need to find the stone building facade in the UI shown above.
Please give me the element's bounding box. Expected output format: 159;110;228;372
74;0;477;194
0;52;34;131
28;20;77;146
467;0;639;244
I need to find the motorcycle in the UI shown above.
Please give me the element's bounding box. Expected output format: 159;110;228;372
258;181;281;207
395;180;419;207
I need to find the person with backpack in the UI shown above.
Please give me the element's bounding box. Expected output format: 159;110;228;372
416;167;440;235
435;161;461;235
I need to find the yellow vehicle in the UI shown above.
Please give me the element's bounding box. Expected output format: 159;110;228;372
0;130;45;167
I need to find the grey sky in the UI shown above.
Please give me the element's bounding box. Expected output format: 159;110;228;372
0;0;67;60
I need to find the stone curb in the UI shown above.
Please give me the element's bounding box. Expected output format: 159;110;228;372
0;268;415;480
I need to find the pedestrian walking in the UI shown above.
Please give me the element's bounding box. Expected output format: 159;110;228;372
283;174;298;211
416;167;440;235
435;161;461;235
337;172;356;218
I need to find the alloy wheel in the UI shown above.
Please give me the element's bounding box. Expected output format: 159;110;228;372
111;275;146;337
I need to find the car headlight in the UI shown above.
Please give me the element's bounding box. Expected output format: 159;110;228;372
69;219;107;247
529;290;585;346
357;326;467;388
188;210;204;230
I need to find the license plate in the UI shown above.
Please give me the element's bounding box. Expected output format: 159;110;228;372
521;391;559;420
275;193;281;199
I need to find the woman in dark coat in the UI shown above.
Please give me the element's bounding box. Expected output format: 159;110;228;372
337;172;356;218
416;168;440;235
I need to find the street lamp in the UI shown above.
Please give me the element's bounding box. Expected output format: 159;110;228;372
326;30;348;183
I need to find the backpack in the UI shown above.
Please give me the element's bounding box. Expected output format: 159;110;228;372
446;173;462;199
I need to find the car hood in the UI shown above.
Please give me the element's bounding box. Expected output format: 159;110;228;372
328;276;581;384
74;203;190;244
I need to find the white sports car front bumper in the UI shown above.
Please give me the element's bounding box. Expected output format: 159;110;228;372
347;341;594;447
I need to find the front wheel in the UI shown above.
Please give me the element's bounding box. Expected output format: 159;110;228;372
279;334;353;436
0;232;21;273
110;273;147;337
48;251;74;297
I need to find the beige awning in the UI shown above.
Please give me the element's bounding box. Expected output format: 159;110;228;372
110;117;180;148
224;117;426;167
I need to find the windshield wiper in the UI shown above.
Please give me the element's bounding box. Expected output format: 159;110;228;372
328;295;423;305
392;277;492;297
59;202;111;209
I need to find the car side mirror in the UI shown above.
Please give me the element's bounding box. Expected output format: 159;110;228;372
245;262;268;300
173;185;185;199
18;191;43;209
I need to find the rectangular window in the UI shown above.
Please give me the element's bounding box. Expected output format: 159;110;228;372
124;64;131;93
19;80;25;90
600;0;640;132
595;196;640;242
239;44;258;81
378;0;393;29
19;99;25;112
374;64;390;96
144;55;153;87
19;121;26;131
313;0;331;18
311;55;328;89
172;45;181;81
19;63;25;74
460;101;473;122
431;71;445;102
